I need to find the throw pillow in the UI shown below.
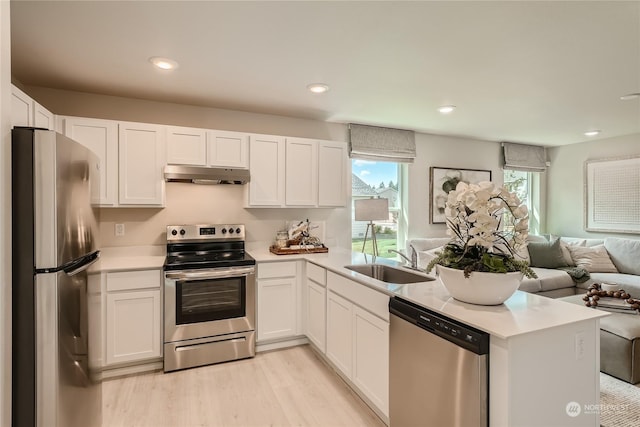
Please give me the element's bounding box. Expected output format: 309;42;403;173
567;245;618;273
604;237;640;276
557;237;588;266
527;237;568;268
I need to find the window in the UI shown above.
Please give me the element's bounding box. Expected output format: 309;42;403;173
503;170;540;235
352;160;401;258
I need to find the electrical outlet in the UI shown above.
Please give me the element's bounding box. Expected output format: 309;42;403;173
115;223;125;236
575;331;585;360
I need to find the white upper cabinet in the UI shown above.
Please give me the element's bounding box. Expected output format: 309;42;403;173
11;85;33;127
318;141;347;207
247;134;286;206
64;116;119;206
166;126;249;168
247;136;347;208
11;84;54;130
118;122;166;206
207;130;249;168
166;126;207;166
33;102;55;130
285;138;318;207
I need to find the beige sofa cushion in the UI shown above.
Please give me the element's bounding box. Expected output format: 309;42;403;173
605;237;640;276
567;245;618;273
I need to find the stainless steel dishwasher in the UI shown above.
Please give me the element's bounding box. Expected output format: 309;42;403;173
389;297;489;427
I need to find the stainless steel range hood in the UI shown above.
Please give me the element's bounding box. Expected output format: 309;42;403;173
164;165;250;185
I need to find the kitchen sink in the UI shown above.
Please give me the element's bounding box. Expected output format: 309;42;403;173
344;264;432;284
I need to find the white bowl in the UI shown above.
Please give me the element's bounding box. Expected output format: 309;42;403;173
601;283;620;292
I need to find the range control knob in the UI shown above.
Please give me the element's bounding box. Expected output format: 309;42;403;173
221;228;227;234
180;229;186;236
171;229;178;236
228;228;235;234
235;227;242;234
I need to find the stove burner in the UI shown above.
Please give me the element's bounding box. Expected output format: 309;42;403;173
164;224;255;271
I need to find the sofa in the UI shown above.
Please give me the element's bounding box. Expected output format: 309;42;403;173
407;235;640;299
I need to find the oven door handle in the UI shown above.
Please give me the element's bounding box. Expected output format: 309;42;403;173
165;266;255;280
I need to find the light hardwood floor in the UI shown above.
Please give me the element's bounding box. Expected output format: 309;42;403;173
103;345;387;427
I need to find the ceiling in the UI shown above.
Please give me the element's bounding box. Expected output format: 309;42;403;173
10;1;640;146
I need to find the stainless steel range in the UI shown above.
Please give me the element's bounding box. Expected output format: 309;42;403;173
163;224;256;372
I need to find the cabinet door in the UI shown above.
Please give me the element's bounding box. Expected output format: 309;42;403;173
207;130;248;168
318;141;347;207
11;84;32;127
33;102;54;130
257;277;297;341
166;125;207;166
105;289;161;365
118;122;166;206
306;280;326;353
352;306;389;416
326;290;353;378
248;134;285;206
285;138;317;206
64;117;119;206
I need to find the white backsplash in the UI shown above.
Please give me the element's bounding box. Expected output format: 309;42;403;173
98;183;350;250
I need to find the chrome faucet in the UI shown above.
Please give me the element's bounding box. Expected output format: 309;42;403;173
388;245;418;270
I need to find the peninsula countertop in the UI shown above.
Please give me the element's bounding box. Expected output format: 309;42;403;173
249;246;608;339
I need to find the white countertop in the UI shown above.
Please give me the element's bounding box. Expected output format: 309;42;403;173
250;246;609;339
89;245;166;273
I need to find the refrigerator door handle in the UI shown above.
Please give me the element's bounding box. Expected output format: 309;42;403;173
63;251;100;276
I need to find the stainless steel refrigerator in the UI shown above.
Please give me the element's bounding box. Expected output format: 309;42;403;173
12;128;102;427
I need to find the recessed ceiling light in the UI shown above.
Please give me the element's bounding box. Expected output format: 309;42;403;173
437;105;456;114
307;83;330;94
584;130;601;137
620;93;640;101
149;56;179;70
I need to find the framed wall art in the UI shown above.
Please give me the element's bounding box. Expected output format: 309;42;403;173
430;167;492;224
585;156;640;234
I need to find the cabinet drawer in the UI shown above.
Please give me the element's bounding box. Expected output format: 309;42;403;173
107;269;161;292
258;261;297;279
327;271;389;322
306;263;326;286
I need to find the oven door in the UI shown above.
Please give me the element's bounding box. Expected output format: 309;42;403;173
164;266;255;343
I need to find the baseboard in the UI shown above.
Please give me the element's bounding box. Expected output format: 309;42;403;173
98;360;164;381
256;336;309;352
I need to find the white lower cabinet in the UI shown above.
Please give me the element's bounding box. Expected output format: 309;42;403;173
305;262;327;352
352;305;389;416
257;261;300;342
326;290;354;377
306;279;327;352
325;271;390;418
104;269;162;367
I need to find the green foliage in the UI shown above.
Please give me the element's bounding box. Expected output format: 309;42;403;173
426;243;537;279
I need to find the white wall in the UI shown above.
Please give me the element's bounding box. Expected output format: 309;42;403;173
405;132;504;240
0;1;11;425
547;133;640;238
24;86;352;249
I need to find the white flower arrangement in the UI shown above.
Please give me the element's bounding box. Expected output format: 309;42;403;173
427;181;537;278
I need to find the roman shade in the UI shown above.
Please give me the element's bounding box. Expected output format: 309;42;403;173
349;124;416;163
502;142;547;172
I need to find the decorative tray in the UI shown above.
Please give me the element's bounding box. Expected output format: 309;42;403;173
269;245;329;255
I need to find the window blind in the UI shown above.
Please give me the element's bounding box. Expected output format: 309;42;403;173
349;124;416;163
502;142;547;172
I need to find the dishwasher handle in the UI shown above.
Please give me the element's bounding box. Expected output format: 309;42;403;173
390;296;489;355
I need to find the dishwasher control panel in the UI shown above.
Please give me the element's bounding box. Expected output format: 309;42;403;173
418;314;484;346
390;296;489;355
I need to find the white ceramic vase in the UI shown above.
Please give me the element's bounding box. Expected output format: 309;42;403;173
436;265;523;305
